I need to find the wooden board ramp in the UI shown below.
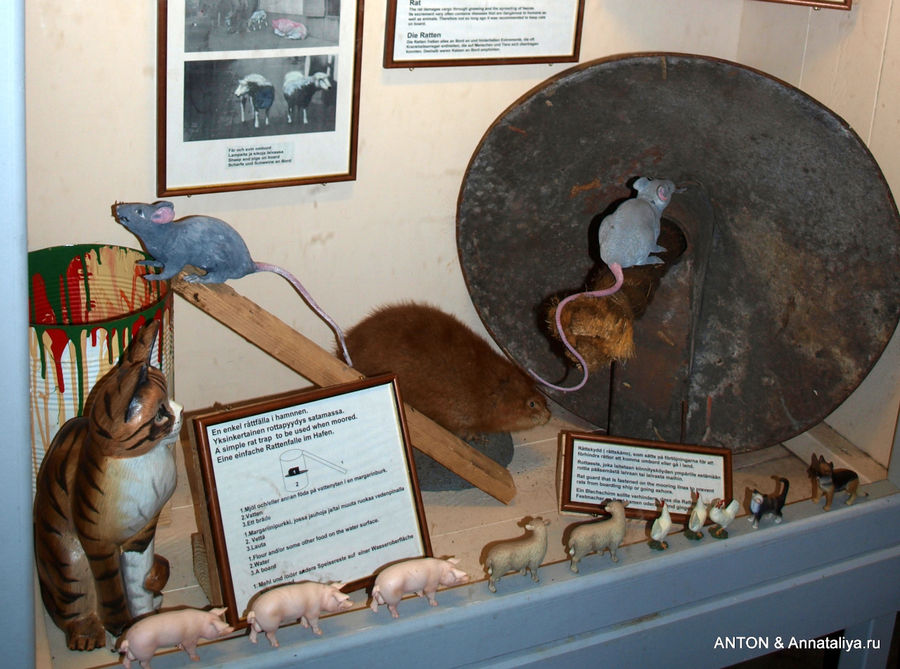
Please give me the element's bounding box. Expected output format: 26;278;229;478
173;278;517;504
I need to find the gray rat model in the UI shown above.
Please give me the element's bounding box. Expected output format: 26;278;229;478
114;200;351;364
597;177;673;269
529;177;678;392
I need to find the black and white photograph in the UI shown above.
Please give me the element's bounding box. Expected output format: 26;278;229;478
184;0;341;53
158;0;362;195
183;55;338;141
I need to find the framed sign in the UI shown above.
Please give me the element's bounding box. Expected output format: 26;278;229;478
384;0;584;68
187;375;430;625
560;432;733;524
157;0;364;196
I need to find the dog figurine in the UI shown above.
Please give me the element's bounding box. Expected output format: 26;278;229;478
808;453;862;511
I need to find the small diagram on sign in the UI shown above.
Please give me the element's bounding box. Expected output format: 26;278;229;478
279;449;347;492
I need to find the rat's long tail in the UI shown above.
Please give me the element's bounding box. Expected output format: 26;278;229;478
254;262;353;366
527;262;624;393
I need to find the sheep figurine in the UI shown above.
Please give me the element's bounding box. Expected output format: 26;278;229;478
483;517;550;593
566;500;627;573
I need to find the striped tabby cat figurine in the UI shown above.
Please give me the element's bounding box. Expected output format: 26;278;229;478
33;321;182;651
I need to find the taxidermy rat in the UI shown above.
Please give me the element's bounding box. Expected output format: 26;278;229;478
342;302;551;437
113;200;351;364
529;177;678;392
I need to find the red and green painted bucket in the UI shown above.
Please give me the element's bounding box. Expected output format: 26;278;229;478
28;244;174;488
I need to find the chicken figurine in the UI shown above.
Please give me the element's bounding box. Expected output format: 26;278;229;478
708;498;741;539
648;500;672;550
683;490;710;541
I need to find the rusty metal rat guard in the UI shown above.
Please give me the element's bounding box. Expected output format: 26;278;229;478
457;53;900;452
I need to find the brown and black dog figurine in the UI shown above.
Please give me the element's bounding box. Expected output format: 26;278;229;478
808;453;863;511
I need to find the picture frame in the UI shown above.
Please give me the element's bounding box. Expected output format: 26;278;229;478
559;432;733;524
157;0;364;196
384;0;585;69
185;374;431;626
752;0;851;9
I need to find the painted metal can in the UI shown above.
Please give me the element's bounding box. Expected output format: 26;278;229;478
28;244;174;489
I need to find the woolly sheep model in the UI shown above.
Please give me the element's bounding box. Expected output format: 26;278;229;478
483;517;550;593
566;500;627;573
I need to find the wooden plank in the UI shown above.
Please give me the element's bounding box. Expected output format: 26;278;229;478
132;484;900;669
172;279;517;504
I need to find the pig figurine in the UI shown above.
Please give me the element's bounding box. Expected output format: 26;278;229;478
370;557;468;619
246;581;353;647
117;607;233;669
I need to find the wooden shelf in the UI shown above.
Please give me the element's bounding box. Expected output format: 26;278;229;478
36;405;900;667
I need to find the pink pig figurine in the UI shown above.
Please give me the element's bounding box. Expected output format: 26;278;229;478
246;581;353;647
117;607;234;669
370;557;468;619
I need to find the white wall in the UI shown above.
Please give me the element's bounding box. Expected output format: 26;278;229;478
25;0;898;464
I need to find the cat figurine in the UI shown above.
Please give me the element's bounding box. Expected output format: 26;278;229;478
808;453;862;511
748;476;790;529
33;321;182;651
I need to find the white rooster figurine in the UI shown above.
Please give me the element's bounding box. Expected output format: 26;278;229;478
709;498;741;539
648;500;672;551
684;489;710;541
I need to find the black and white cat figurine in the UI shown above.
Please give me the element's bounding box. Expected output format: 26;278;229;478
748;476;790;529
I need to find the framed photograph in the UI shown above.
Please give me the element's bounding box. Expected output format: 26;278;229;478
752;0;851;9
384;0;584;68
186;375;431;626
157;0;364;196
560;432;733;524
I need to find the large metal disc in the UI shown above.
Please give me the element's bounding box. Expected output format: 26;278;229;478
457;53;900;451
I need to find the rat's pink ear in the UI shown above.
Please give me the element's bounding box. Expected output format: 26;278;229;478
150;201;175;224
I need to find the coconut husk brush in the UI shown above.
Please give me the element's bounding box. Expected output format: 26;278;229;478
546;279;635;371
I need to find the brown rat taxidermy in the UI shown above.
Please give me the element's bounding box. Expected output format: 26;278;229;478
342;302;551;437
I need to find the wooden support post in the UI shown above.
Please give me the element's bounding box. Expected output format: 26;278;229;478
173;279;517;504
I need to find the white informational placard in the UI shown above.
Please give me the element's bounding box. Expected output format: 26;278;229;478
385;1;584;67
191;376;429;621
560;433;733;521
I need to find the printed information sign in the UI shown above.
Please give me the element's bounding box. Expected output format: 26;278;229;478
560;432;733;522
385;1;584;67
189;375;429;623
